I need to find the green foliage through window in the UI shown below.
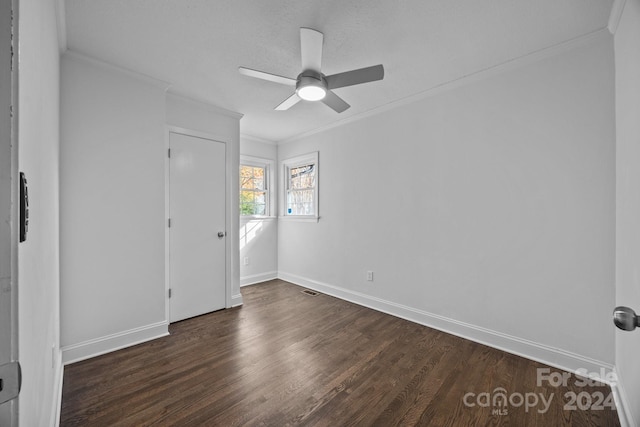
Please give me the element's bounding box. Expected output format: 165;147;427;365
240;165;268;216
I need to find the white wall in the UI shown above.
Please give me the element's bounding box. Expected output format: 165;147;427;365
278;33;615;372
60;59;243;363
60;53;169;363
17;0;62;424
166;92;243;306
614;0;640;425
240;136;278;286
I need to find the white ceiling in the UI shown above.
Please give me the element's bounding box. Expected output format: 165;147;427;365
64;0;614;142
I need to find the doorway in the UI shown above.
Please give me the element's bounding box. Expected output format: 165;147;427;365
168;131;227;322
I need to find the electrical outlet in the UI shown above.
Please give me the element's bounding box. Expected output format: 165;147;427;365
244;257;250;266
366;271;374;282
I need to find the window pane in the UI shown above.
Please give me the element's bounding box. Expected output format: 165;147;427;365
241;190;255;202
240;190;255;215
254;167;265;190
240;165;252;179
253;167;264;179
242;178;254;190
240;202;253;215
240;166;253;189
240;163;269;216
289;164;315;190
242;167;254;189
282;153;317;217
254;177;264;190
241;165;267;190
287;189;314;215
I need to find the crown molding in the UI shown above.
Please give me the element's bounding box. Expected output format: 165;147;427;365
62;50;171;90
63;51;243;120
279;28;610;145
608;0;627;35
166;90;244;120
240;133;277;145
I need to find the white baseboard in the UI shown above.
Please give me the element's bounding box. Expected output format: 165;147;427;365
61;321;169;365
240;271;278;287
278;271;615;385
231;292;244;307
611;370;636;427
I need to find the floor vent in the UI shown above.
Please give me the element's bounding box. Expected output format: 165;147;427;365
301;289;319;296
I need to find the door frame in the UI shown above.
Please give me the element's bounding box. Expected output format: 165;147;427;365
0;0;19;423
165;126;234;323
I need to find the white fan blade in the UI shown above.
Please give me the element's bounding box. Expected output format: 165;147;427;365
238;67;296;86
275;93;301;110
300;28;323;72
322;90;350;113
326;64;384;90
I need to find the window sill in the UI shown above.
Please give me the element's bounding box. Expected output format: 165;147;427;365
278;216;320;223
241;216;277;221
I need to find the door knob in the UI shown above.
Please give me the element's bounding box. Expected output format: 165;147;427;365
217;231;225;238
613;306;640;331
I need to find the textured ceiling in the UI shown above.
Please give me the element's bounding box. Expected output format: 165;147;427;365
64;0;614;142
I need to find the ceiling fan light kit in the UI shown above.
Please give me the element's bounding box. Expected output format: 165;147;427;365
239;28;384;113
296;72;327;101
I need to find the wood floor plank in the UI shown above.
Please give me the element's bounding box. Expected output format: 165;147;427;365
60;280;621;426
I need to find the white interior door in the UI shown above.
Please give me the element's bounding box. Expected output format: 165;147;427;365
169;132;226;322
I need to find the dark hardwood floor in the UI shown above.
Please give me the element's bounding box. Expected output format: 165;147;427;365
60;280;620;426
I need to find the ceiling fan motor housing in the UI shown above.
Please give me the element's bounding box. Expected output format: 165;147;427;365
296;70;328;100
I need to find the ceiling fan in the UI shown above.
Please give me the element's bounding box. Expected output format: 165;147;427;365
238;28;384;113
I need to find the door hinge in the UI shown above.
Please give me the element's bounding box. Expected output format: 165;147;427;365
0;362;21;405
168;148;171;158
168;288;172;298
168;218;171;228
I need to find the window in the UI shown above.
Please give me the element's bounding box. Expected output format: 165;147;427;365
281;152;319;219
240;156;274;217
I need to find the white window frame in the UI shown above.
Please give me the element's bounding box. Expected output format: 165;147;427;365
279;151;319;222
240;155;276;219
